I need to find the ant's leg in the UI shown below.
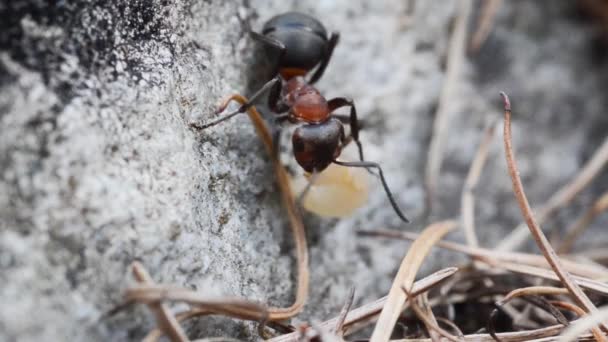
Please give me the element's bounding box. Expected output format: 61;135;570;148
327;97;364;163
333;160;410;223
308;32;339;84
190;77;280;130
250;31;286;77
296;172;321;209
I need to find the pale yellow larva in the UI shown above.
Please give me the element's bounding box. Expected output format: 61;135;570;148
290;162;370;218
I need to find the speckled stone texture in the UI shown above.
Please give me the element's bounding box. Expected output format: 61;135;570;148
1;1;607;341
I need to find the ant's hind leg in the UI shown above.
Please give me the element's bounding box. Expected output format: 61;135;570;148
190;77;281;131
309;32;339;84
333;160;409;223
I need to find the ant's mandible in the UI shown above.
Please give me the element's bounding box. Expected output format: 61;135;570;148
191;12;409;223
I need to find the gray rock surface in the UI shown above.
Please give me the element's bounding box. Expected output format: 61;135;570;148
1;0;607;341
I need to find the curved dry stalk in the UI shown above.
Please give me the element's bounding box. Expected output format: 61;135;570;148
500;92;607;336
424;0;473;215
550;301;606;342
558;191;608;254
497;135;608;252
461;121;497;247
499;286;569;304
488;286;571;338
125;285;269;321
490;296;569;341
268;267;459;342
403;288;460;342
370;220;457;342
334;287;355;336
558;305;608;342
143;308;210;342
131;262;188;342
212;95;309;320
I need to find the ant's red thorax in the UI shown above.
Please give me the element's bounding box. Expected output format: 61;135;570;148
283;77;330;123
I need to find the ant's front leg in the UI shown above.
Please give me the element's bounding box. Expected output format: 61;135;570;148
327;97;364;163
190;77;281;131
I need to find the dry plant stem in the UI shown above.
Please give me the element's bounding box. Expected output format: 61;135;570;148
144;308;211;342
558;306;608;342
131;262;188;342
436;317;465;340
216;95;309;320
424;0;472;215
334;286;356;336
497;135;608;252
550;301;606;342
357;229;608;280
461;121;497;247
484;259;608;295
558;191;608;254
500;92;607;336
125;286;269;321
390;325;594;342
370;220;457;342
269;267;459;342
403;288;460;342
416;293;441;342
469;0;503;53
500;286;569;304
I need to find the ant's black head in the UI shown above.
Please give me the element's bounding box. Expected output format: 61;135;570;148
263;12;329;75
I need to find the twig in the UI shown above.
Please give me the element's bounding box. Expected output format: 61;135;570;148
461;121;497;247
558;305;608;342
436;317;465;340
424;0;473;215
125;285;268;321
268;267;459;342
499;92;607;336
403;288;460;342
212;95;309;320
490;287;570;329
481;259;608;296
334;287;356;336
497;135;608;252
558;191;608;254
131;262;188;342
391;322;593;341
550;301;606;342
370;220;457;342
357;229;608;280
469;0;503;53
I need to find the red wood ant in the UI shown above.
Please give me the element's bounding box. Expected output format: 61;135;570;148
191;12;409;223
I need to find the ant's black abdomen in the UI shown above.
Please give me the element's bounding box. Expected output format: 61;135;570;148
262;12;328;72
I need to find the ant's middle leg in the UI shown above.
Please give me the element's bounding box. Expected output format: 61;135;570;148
190;77;281;131
327;97;364;163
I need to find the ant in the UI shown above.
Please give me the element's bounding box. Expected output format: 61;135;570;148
191;12;409;223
